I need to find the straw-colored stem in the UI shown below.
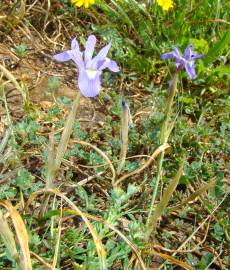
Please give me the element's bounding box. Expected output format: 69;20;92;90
0;210;19;265
46;131;56;189
0;64;26;102
42;92;81;216
73;140;116;186
45;91;81;186
117;100;129;176
115;143;169;186
146;73;178;234
54;91;81;171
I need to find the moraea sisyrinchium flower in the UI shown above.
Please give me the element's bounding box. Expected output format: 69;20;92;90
161;45;203;79
53;35;119;97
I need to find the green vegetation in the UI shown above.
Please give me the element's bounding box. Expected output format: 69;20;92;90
0;0;229;269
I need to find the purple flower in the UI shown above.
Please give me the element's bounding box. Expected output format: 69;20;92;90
161;45;203;79
53;35;120;97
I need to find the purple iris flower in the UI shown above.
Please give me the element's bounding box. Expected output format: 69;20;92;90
161;45;203;79
53;35;120;97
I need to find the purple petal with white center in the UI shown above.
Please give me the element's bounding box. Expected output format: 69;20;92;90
98;58;120;72
185;62;196;79
53;51;71;62
78;70;101;97
71;38;80;52
84;35;97;63
68;50;85;70
90;42;112;69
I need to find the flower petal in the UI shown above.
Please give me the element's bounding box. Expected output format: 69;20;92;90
183;45;194;60
90;42;112;69
185;62;196;79
53;51;71;62
78;70;101;97
161;52;176;60
161;47;182;60
193;54;204;60
98;58;120;72
173;47;182;58
84;35;97;63
68;50;85;70
71;38;80;52
183;45;204;61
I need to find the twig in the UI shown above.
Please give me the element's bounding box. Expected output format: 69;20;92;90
0;129;11;154
73;140;116;186
30;251;54;270
52;201;63;270
115;143;170;186
158;191;229;269
0;63;26;101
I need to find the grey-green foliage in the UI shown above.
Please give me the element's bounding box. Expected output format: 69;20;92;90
14;44;28;57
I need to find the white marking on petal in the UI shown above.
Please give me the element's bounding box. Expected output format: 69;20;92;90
86;69;98;79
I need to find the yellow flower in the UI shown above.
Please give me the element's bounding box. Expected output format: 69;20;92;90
157;0;174;11
70;0;95;8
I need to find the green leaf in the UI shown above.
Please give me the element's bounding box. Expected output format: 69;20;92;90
189;38;209;54
179;96;194;104
204;28;230;65
14;168;34;190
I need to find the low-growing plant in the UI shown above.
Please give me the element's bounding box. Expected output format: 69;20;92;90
0;0;229;269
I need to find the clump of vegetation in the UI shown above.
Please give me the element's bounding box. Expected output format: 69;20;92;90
0;0;229;269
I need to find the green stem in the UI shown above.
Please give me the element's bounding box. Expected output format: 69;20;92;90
146;72;178;237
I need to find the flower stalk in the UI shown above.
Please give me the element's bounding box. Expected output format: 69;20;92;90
117;99;130;176
45;92;82;189
146;158;184;240
55;91;82;171
146;72;178;236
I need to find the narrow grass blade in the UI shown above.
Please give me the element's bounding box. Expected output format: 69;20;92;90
0;210;19;265
104;0;134;28
204;27;230;66
74;140;116;186
169;180;216;213
0;200;32;270
147;159;185;237
0;129;11;154
26;189;107;270
149;250;194;270
0;64;26;102
30;251;54;269
116;143;170;185
158;192;229;269
52;204;62;270
37;208;147;270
